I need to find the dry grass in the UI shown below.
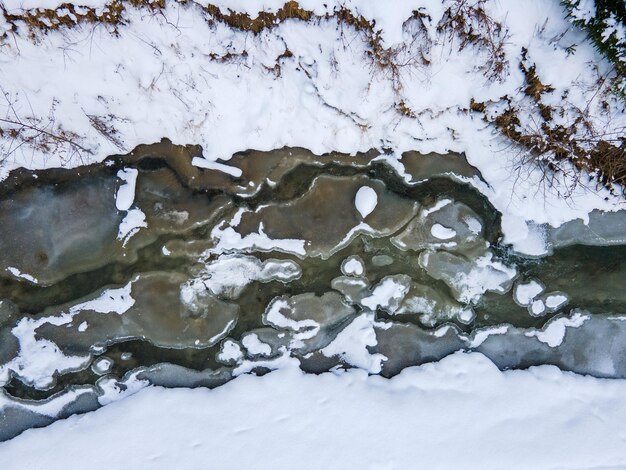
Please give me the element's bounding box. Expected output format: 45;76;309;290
472;52;626;193
2;0;624;194
436;0;508;81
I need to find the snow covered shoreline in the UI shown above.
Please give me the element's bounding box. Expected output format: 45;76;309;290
4;352;626;470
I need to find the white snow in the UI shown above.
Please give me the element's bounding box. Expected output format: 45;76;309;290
5;267;38;284
97;371;147;406
430;223;457;240
1;317;90;389
6;353;626;469
191;158;243;177
211;223;306;257
514;280;544;306
463;216;482;235
421;199;452;218
361;278;410;312
435;252;517;304
469;326;509;348
530;300;546;317
218;340;244;364
242;334;272;357
117;208;147;245
0;283;134;388
354;186;378;219
503;219;549;257
341;256;364;276
180;255;300;303
526;312;589;347
115;168;138;212
265;298;319;335
545;294;568;310
70;282;135;316
322;313;385;373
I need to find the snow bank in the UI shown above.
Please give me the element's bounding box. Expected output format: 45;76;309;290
3;353;626;469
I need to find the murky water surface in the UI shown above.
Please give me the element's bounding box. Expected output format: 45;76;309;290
1;141;625;440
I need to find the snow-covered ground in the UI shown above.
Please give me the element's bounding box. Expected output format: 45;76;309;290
4;353;626;470
1;0;624;253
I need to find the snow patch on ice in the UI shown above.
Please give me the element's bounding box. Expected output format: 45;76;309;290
242;334;272;357
0;282;134;388
361;277;410;312
341;256;364;276
6;267;38;284
212;223;306;256
218;340;244;364
430;223;457;240
514;280;544;306
545;294;568;310
117;208;147;246
115;168;138;211
354;186;378;219
526;312;589;348
322;313;386;373
469;325;509;348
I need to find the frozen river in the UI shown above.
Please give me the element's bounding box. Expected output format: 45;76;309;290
1;143;626;441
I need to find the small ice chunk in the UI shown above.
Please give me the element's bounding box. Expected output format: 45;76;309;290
77;321;88;332
354;186;378;218
430;224;456;240
120;352;132;361
419;251;516;304
545;294;568;310
242;333;272;357
530;300;546;316
433;325;451;337
371;255;393;267
259;259;302;282
514;280;544;306
458;309;474;323
341;256;364;276
211;221;306;256
92;357;113;375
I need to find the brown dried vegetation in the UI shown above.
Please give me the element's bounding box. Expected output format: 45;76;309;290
473;51;626;192
2;0;624;193
437;0;508;81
